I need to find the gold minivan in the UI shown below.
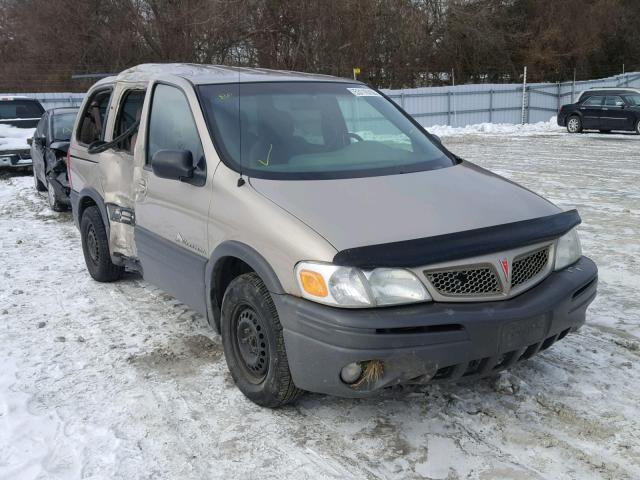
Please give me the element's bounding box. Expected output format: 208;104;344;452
69;64;597;407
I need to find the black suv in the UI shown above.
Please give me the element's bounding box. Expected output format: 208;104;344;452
557;89;640;134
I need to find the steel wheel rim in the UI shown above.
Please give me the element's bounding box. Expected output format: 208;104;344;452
233;306;269;383
87;225;100;264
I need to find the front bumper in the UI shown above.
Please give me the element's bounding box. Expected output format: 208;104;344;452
274;256;597;397
0;150;32;168
47;172;71;205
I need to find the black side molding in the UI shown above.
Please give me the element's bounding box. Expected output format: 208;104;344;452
333;209;581;268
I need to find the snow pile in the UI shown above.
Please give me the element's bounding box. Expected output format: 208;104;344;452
427;117;563;137
0;124;35;151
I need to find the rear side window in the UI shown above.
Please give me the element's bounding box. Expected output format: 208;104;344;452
582;96;603;107
147;84;204;166
115;90;145;153
77;89;112;145
0;100;44;120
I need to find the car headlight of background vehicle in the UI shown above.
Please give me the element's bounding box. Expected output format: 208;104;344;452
295;262;431;308
554;228;582;271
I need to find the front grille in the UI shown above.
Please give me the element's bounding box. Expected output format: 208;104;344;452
425;265;502;297
431;327;572;382
511;247;549;287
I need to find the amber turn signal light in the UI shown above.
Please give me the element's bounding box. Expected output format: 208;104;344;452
299;269;328;297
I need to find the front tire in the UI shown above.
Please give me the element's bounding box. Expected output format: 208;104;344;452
566;115;582;133
46;180;66;212
80;206;123;282
221;272;302;407
33;168;46;192
635;120;640;135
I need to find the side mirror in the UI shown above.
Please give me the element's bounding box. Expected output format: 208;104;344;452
151;150;194;181
27;137;33;146
431;134;442;144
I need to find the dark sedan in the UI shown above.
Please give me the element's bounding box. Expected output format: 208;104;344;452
558;90;640;134
29;107;78;211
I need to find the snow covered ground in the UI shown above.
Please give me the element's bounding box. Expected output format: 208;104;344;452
1;128;639;480
427;117;565;138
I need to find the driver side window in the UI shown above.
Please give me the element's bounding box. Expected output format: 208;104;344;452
604;96;624;107
147;84;204;168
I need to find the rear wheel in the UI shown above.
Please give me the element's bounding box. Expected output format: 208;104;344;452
635;120;640;135
80;206;123;282
46;180;66;212
33;168;46;192
566;115;582;133
221;272;302;407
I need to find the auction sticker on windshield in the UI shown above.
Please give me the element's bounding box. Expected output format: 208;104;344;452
347;87;381;97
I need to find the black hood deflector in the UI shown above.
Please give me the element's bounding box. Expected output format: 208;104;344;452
333;209;581;268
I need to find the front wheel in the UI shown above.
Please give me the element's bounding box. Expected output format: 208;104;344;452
80;206;123;282
33;168;46;192
566;115;582;133
47;180;67;212
221;272;302;407
635;120;640;135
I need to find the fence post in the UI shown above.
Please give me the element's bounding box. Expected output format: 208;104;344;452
447;91;451;126
400;92;405;109
489;90;493;123
521;66;527;125
556;82;561;112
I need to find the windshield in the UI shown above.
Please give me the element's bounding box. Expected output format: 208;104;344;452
623;94;640;106
198;82;454;180
52;112;77;141
0;100;44;120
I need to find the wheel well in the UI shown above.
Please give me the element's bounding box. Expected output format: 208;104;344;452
211;256;255;330
77;196;97;222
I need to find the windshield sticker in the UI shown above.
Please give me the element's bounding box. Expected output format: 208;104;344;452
347;88;381;97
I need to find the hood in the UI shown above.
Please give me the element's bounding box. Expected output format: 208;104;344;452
250;161;560;252
0;124;35;152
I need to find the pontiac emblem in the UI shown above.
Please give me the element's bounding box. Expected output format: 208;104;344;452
499;258;510;281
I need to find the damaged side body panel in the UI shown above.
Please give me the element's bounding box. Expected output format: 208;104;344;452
98;81;149;260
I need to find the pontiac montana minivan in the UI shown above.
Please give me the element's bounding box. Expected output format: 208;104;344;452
68;64;597;407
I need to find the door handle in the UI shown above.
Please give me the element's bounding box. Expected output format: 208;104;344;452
135;178;147;197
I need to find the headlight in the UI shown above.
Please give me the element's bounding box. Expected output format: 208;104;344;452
554;228;582;271
295;262;431;308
